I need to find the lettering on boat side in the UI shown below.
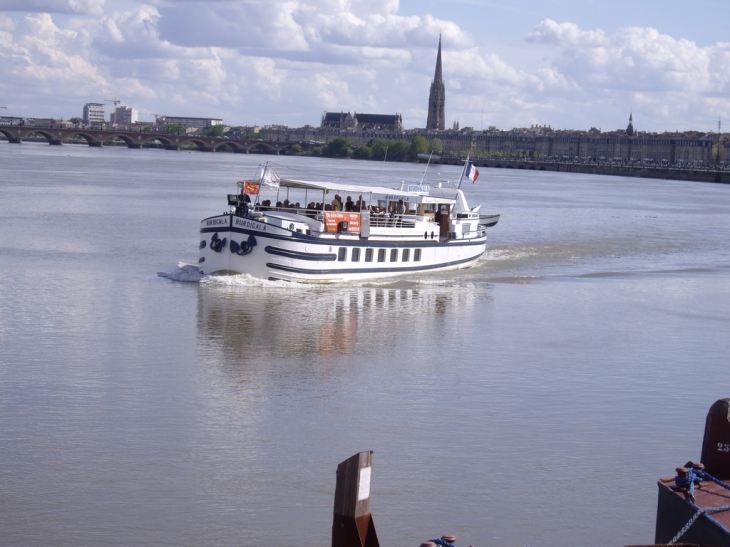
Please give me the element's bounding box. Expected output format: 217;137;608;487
206;218;228;227
719;443;730;452
407;185;429;195
234;218;267;231
385;194;415;202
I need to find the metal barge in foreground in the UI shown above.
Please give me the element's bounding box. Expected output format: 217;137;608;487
653;398;730;546
198;164;497;283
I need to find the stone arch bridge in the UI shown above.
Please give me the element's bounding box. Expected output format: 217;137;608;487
0;125;311;154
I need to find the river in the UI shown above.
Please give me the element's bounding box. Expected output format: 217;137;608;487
1;142;729;546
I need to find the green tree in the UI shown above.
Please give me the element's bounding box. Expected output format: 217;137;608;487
164;123;186;135
387;140;411;160
201;124;225;137
288;143;302;155
369;139;390;160
323;137;352;158
353;144;373;159
69;117;83;124
410;134;428;156
429;138;443;153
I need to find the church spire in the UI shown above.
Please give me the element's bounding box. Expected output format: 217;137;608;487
426;35;446;131
626;112;635;136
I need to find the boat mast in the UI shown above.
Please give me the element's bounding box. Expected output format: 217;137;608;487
456;155;470;189
420;152;434;184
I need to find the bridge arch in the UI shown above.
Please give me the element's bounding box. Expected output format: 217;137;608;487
64;132;102;146
20;129;60;143
249;142;279;154
213;141;246;153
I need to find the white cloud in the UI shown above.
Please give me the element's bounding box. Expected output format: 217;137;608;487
525;19;730;94
4;2;729;131
0;0;105;16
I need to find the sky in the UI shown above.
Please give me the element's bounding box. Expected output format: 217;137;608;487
1;0;729;132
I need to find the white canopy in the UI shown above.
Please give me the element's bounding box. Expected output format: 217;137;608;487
275;178;416;198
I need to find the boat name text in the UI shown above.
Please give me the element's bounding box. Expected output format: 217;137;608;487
234;218;267;231
205;218;228;227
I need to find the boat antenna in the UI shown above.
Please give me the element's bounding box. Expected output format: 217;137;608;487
456;155;470;190
420;152;434;184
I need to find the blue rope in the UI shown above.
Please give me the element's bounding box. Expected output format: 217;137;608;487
674;468;730;502
696;470;730;492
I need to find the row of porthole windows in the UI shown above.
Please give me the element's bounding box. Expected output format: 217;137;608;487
337;247;422;263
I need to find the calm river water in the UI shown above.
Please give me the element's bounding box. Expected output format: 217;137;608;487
1;143;729;547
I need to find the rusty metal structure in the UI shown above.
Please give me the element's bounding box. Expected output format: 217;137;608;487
654;399;730;545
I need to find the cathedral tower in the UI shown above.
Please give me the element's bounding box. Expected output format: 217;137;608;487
426;36;445;130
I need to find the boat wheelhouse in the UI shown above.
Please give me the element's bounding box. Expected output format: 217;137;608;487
198;167;495;283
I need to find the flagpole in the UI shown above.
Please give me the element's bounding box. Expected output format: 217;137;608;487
420;152;433;184
457;154;470;190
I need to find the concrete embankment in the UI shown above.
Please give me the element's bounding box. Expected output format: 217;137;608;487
434;157;730;184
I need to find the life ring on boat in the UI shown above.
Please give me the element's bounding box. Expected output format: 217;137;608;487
289;223;295;231
430;231;435;240
424;231;428;240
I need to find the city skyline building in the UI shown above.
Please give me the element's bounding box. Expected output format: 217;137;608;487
115;106;138;125
155;115;224;129
83;103;105;124
426;36;445;131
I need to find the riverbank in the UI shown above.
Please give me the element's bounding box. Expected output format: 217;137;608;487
431;156;730;184
4;135;729;183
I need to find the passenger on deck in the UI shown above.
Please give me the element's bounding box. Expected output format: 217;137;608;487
396;199;406;214
331;194;342;211
345;196;354;212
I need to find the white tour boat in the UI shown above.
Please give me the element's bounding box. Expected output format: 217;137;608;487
198;163;497;283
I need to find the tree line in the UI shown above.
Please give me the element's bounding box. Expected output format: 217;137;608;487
300;135;443;161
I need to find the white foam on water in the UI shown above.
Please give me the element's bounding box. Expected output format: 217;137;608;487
482;247;533;261
157;263;205;282
200;273;303;288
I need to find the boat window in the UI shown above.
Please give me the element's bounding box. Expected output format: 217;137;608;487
352;248;360;262
377;249;385;262
338;247;347;261
402;249;410;262
414;249;421;262
365;248;373;262
390;249;398;262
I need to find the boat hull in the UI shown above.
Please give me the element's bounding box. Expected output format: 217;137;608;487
199;214;487;283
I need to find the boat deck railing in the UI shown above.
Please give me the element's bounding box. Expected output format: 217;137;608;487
255;206;419;229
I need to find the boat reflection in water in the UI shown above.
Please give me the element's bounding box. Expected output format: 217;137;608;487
196;280;486;373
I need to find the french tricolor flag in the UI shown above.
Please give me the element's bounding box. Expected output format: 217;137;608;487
465;162;480;183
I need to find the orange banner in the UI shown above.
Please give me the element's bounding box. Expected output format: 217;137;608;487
244;181;259;195
324;212;361;233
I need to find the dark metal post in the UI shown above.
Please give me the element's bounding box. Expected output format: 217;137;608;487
332;451;379;547
700;398;730;479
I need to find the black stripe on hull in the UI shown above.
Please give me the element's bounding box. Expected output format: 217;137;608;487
265;252;483;276
265;246;337;261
